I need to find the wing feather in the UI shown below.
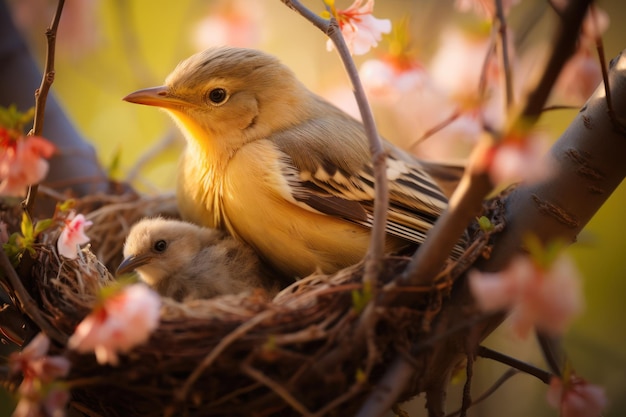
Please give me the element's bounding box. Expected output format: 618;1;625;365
269;99;466;258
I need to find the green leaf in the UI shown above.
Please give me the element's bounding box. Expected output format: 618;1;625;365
57;199;76;213
0;104;34;132
523;233;566;269
263;335;277;352
477;215;494;232
355;368;366;384
3;234;24;266
351;280;373;314
20;212;33;240
34;218;54;236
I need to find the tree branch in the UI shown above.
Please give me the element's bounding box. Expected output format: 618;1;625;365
280;0;388;289
361;1;594;415
477;345;552;384
495;0;514;109
23;0;65;215
392;0;592;290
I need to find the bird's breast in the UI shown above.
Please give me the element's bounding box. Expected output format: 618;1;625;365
177;147;226;229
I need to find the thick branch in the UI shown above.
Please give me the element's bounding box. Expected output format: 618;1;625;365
361;1;595;415
483;51;626;271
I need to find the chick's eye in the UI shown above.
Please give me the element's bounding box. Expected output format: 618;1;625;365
153;240;167;253
207;88;228;105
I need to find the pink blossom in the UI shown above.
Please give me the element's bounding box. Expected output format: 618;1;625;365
484;129;552;185
455;0;520;19
9;333;70;389
12;385;69;417
581;6;609;45
469;253;584;338
0;133;55;197
68;283;161;366
9;333;70;417
429;26;516;131
554;49;602;106
547;375;607;417
326;0;391;55
551;1;609;47
360;58;427;102
359;55;481;160
57;212;93;259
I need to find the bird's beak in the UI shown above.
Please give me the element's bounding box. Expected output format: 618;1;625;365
123;86;191;109
116;253;152;276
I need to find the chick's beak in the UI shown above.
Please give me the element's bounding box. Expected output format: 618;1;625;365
116;253;152;276
123;86;191;109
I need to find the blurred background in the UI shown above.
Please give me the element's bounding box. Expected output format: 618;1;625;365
1;0;625;416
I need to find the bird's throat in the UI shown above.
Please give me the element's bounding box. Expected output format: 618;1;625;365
168;110;227;229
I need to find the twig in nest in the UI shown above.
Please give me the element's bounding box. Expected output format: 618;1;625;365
310;378;366;417
0;248;67;344
171;309;276;413
24;0;66;215
241;362;312;416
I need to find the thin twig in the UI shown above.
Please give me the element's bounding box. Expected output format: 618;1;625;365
460;352;473;417
409;110;461;151
280;0;388;290
590;5;626;133
534;333;565;378
23;0;66;215
495;0;514;110
0;248;67;344
477;345;553;383
522;0;591;122
172;309;275;411
354;356;415;417
241;362;312;416
445;368;519;417
542;104;579;112
478;25;498;105
310;380;365;417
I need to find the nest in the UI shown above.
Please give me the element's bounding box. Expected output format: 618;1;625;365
1;189;504;417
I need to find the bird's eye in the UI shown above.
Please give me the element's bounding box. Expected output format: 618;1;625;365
206;88;228;105
153;240;167;253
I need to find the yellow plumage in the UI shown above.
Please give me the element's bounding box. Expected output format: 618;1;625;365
124;47;465;278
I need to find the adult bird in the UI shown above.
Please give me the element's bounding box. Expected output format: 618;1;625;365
117;217;271;301
124;47;466;279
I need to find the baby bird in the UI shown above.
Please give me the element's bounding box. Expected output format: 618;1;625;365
124;47;466;278
117;217;270;301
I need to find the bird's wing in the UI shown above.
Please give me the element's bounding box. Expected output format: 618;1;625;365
270;111;466;256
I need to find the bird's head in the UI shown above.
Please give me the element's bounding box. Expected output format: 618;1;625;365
117;217;222;286
123;47;313;156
